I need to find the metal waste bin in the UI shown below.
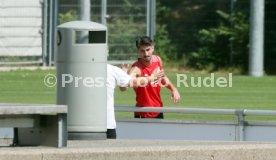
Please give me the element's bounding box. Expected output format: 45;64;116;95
56;21;108;140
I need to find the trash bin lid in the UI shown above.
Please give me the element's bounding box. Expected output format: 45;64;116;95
57;21;107;31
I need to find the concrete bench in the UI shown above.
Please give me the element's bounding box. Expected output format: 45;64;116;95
0;103;67;147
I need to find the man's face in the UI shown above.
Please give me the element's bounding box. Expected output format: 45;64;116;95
137;45;154;62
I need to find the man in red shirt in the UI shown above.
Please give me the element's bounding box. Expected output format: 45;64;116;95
129;36;181;118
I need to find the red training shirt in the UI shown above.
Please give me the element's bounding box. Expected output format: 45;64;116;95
132;55;163;118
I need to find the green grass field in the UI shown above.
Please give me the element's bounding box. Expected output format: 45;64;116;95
0;69;276;121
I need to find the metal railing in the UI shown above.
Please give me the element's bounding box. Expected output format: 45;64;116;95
115;106;276;118
115;106;276;141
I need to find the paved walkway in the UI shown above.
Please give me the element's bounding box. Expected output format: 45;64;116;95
0;140;276;160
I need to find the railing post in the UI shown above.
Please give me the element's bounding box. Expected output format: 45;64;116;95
235;110;245;141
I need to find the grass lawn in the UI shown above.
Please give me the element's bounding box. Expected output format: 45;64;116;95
0;68;276;121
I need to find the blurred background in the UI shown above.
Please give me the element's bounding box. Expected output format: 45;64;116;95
0;0;275;74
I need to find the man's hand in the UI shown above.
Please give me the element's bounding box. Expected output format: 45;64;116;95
151;70;165;84
171;89;181;103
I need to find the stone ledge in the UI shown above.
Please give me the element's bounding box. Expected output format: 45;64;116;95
0;140;276;160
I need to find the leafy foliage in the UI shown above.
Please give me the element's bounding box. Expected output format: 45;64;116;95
107;16;144;60
58;10;78;24
188;10;249;72
154;2;177;62
154;24;177;62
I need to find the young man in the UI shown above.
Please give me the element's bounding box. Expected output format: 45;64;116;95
129;36;181;119
106;64;164;138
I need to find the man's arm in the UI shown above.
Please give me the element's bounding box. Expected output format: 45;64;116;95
119;63;165;91
119;65;140;91
161;77;181;103
119;64;161;91
129;65;141;78
159;58;181;103
129;65;165;87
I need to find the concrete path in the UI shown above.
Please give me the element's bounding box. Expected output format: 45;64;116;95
0;140;276;160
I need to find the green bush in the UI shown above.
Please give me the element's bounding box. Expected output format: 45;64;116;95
154;2;177;62
59;10;78;24
108;16;144;60
154;24;177;62
188;10;249;72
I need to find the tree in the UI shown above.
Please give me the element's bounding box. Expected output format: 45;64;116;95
188;10;249;72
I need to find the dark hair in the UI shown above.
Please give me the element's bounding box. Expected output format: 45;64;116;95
136;36;153;48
